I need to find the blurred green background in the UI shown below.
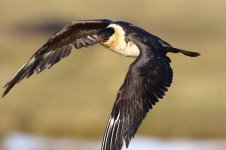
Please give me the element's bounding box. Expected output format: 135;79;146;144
0;0;225;141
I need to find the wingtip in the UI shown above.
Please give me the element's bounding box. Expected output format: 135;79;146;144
2;91;7;98
2;86;9;98
2;93;6;98
2;82;13;98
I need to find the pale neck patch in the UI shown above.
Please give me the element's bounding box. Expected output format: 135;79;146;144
101;24;140;57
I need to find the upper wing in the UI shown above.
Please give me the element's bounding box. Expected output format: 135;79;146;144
101;43;173;150
3;19;111;97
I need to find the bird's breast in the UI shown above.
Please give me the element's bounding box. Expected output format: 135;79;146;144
101;35;140;57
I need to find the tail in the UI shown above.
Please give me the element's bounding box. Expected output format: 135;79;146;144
167;47;200;57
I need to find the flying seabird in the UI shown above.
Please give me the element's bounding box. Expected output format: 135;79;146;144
2;19;200;150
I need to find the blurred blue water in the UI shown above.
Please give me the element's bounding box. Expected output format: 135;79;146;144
2;132;226;150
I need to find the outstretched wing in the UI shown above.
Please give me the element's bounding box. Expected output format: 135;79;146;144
101;43;173;150
3;19;111;97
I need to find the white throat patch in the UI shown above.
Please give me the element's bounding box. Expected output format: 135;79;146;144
101;24;140;57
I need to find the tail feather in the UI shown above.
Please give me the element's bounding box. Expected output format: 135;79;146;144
167;47;200;57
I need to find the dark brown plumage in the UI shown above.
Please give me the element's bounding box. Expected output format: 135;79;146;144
2;19;112;97
3;19;200;150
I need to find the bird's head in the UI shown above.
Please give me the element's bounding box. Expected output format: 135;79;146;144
97;24;126;49
97;24;139;57
97;27;115;43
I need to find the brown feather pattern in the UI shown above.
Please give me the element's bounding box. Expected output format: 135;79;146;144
3;19;111;97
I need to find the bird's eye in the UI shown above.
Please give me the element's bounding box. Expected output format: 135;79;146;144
107;27;115;35
97;27;115;42
105;28;115;39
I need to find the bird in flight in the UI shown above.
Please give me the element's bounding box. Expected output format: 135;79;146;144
3;19;200;150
